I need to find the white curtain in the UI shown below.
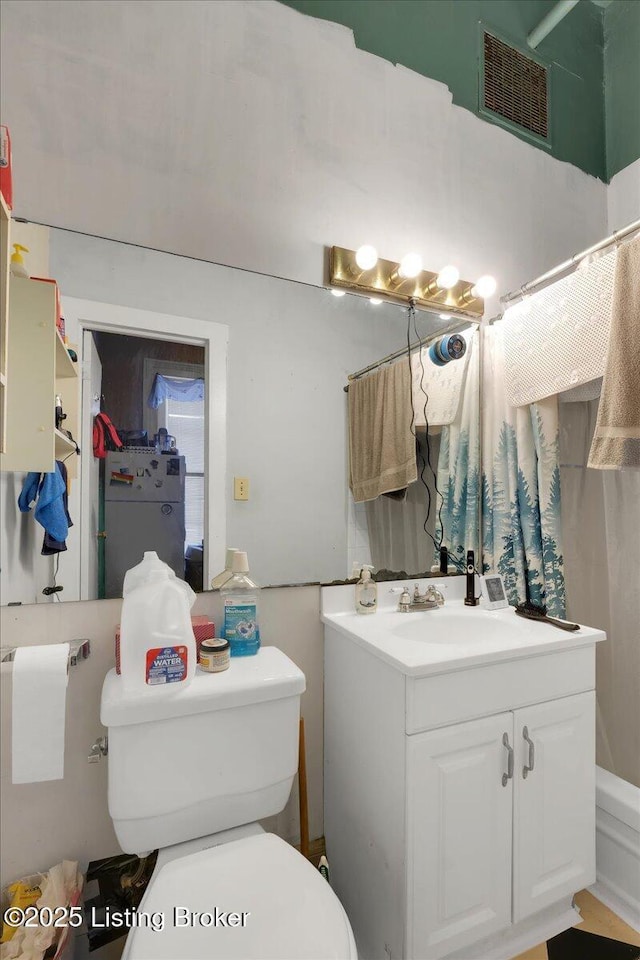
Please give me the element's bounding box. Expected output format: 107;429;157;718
560;399;640;788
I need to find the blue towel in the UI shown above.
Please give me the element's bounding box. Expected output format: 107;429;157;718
18;464;69;543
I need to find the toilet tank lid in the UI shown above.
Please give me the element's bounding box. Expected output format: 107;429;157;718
101;647;305;727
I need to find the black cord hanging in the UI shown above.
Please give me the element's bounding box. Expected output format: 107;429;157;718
406;301;466;574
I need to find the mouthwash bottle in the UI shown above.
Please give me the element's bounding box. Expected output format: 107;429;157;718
221;551;260;656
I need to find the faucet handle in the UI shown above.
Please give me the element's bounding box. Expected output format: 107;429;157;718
88;735;108;763
398;587;412;612
425;584;445;606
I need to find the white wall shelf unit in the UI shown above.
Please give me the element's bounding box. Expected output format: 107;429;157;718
0;192;10;453
1;277;79;478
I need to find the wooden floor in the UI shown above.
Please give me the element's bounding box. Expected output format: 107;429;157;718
514;890;640;960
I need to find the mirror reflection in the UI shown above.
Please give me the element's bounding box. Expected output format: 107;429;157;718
92;331;206;598
0;222;480;604
354;324;479;577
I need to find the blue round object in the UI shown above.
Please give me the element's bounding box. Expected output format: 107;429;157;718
428;334;467;366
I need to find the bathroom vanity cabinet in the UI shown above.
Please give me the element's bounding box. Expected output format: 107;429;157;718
322;578;604;960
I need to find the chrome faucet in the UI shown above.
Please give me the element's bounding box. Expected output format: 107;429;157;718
396;583;445;612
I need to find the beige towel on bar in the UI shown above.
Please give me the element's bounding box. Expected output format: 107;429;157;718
348;359;417;502
588;235;640;469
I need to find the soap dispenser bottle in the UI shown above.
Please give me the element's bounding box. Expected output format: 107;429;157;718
10;244;29;278
355;565;377;615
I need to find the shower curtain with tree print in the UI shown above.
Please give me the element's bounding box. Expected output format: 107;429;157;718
482;323;566;616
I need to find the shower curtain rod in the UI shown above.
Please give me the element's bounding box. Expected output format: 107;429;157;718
343;316;476;390
502;217;640;306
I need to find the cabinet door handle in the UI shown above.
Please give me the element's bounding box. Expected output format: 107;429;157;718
522;726;535;778
502;732;514;786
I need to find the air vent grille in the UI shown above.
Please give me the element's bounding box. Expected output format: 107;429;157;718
483;32;548;140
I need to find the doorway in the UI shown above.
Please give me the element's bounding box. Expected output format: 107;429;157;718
59;296;227;602
88;331;206;598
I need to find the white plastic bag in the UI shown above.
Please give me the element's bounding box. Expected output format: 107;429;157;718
1;861;83;960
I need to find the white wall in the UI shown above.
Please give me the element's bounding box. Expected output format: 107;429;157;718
0;585;325;889
1;0;607;304
607;158;640;231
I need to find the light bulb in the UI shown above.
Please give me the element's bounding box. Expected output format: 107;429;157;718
471;275;497;299
331;289;346;298
437;265;459;289
370;298;383;305
355;245;378;271
399;253;423;279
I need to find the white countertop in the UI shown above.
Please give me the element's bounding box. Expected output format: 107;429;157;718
321;578;606;677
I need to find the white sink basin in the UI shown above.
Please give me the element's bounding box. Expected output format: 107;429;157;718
321;589;604;677
391;610;529;645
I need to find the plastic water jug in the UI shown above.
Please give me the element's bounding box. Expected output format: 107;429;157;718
119;552;196;694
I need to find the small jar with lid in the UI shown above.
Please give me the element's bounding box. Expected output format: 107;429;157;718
199;637;230;673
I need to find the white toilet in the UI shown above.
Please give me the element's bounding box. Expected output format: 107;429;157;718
100;646;357;959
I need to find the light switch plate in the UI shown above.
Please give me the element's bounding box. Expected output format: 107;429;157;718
234;477;249;501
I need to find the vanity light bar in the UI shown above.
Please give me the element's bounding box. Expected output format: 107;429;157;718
328;246;486;317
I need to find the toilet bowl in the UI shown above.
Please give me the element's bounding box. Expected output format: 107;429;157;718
101;646;357;959
122;829;357;959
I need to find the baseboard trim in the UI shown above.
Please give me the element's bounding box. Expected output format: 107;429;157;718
589;880;640;934
595;797;640;936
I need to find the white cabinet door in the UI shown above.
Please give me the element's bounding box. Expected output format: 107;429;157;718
407;713;513;959
513;691;596;922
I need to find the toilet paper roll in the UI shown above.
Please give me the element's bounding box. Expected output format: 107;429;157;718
12;643;69;784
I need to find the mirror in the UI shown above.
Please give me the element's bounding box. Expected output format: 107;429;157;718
359;324;480;577
0;222;480;604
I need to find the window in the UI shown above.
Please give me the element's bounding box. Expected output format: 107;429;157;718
162;390;205;545
142;358;206;549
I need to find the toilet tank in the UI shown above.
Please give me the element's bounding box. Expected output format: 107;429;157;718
100;647;306;854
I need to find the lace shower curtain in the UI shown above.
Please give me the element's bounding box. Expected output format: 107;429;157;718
482;324;566;616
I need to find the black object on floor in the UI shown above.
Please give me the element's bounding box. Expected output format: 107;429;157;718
83;851;158;951
547;927;640;960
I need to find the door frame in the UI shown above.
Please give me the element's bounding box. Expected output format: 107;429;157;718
62;296;228;600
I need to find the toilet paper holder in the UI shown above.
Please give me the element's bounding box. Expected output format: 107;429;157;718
0;638;91;669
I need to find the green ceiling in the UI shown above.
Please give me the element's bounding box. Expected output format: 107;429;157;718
604;0;640;178
280;0;639;182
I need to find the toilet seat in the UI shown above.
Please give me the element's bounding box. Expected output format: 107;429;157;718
124;832;357;959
